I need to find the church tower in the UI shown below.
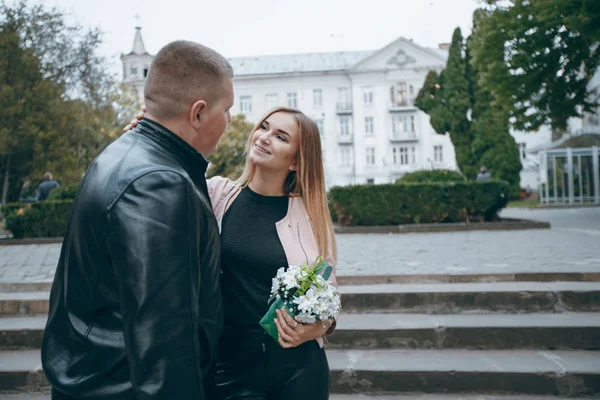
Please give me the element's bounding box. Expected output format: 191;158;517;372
120;25;153;103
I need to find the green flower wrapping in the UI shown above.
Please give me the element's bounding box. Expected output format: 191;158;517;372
259;256;334;344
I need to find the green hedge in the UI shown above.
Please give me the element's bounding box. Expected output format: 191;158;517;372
330;181;509;226
3;181;509;235
397;170;466;183
46;185;78;200
3;200;73;239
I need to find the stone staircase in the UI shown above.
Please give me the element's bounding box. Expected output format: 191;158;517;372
0;276;599;399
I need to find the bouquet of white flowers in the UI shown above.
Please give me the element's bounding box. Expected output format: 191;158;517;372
259;256;341;343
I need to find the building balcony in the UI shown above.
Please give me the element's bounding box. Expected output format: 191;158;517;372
389;100;417;112
337;133;354;144
389;131;418;142
336;102;353;114
390;163;418;172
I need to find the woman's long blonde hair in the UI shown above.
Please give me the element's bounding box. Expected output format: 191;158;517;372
237;107;337;262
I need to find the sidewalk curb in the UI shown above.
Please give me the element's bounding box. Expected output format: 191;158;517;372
337;272;600;285
0;218;551;244
2;272;599;292
0;237;63;246
334;218;550;234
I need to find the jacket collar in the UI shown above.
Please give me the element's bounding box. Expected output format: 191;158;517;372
136;118;209;181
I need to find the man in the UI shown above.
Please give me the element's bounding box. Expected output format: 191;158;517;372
476;166;492;182
42;41;234;400
37;171;60;200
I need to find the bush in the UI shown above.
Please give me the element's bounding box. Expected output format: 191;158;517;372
330;181;509;226
46;185;78;200
397;170;466;183
3;200;73;238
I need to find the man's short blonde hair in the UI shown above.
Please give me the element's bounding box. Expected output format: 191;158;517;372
144;41;233;120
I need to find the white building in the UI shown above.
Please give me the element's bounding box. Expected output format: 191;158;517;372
122;28;600;190
227;38;460;188
120;26;153;101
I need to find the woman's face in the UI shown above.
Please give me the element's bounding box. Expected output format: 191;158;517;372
248;112;299;173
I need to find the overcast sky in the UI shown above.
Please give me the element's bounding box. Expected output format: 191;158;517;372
38;0;480;74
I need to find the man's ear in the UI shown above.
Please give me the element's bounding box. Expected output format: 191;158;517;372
189;100;208;129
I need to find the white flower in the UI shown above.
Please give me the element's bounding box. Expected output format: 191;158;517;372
269;260;341;324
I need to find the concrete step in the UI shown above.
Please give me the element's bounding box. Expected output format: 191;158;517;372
2;272;600;293
337;272;600;286
0;317;46;350
330;396;583;400
0;393;581;400
327;312;600;350
340;282;600;314
3;313;599;351
1;349;599;396
2;282;600;317
0;351;45;392
327;349;600;397
0;294;47;317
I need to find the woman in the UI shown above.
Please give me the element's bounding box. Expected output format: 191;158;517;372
126;106;338;400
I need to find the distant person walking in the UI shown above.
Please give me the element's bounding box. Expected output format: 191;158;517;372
37;172;60;201
476;166;492;182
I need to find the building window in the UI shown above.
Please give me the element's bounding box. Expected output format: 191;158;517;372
518;142;527;160
313;89;322;107
337;87;351;111
411;146;416;164
365;117;374;136
338;87;350;103
130;67;138;78
434;145;443;162
366;147;376;166
240;96;252;113
366;178;375;185
392;146;411;165
391;82;409;106
392;115;415;133
364;87;373;105
339;147;352;167
315;119;324;137
287;92;297;108
265;94;278;109
338;116;351;136
143;68;148;78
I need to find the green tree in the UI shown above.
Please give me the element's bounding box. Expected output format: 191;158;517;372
415;70;449;135
469;10;522;197
472;0;600;140
415;20;522;195
416;28;477;179
444;28;477;179
207;114;253;180
0;9;64;203
0;1;127;203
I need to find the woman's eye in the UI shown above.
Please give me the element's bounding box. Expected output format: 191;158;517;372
260;124;267;130
277;135;287;142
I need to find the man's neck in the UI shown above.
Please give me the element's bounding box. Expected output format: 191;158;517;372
145;114;189;141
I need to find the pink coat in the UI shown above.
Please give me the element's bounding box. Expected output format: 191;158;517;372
207;176;338;347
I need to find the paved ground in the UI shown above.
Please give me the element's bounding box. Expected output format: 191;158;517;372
0;208;598;283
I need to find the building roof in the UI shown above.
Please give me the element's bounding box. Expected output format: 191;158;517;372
227;38;448;77
228;51;373;76
128;27;149;56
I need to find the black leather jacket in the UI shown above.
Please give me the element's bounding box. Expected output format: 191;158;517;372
42;118;223;400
